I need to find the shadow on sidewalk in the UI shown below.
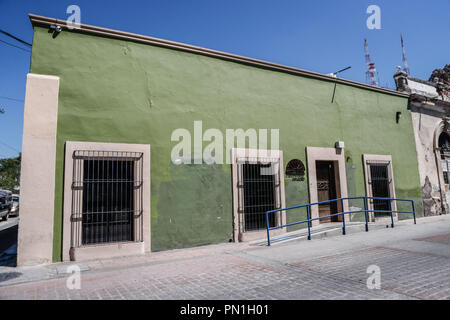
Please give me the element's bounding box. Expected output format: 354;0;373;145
0;271;21;283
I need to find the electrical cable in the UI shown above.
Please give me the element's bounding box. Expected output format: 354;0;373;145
0;140;21;154
0;29;32;47
0;38;31;52
0;96;24;103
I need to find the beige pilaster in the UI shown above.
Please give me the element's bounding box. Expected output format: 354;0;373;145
17;73;60;266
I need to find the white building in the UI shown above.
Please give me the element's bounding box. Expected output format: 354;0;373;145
394;65;450;216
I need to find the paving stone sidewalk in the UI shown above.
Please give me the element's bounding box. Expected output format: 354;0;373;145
0;215;449;300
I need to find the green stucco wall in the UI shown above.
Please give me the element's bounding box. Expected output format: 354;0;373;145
29;26;423;262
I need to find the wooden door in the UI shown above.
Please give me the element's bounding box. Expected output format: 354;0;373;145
316;161;338;223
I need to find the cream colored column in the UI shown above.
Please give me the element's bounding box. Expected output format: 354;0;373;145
17;73;60;266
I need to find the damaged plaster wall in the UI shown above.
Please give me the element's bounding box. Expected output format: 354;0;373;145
410;105;444;216
395;66;450;217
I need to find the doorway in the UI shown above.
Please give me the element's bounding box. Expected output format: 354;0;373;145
316;161;339;223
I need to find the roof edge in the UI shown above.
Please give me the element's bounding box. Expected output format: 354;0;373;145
28;13;409;98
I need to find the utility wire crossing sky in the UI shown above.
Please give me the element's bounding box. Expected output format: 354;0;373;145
0;0;449;159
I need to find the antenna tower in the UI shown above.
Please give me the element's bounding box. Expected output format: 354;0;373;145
364;39;378;86
401;34;410;75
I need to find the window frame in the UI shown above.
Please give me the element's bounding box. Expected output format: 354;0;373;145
231;148;286;242
363;154;397;222
63;141;151;262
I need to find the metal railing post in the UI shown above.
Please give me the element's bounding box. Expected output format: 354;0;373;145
341;199;346;235
266;211;271;246
306;206;311;240
389;199;394;228
363;197;369;232
262;196;416;249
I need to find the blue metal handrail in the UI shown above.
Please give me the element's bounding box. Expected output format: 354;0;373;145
265;196;416;246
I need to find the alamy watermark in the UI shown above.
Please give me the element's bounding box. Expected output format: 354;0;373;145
66;5;81;30
171;121;280;166
66;264;81;290
366;5;381;30
366;264;381;289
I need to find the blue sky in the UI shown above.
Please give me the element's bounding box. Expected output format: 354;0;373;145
0;0;449;158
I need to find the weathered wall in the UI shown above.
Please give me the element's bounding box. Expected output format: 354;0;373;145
28;26;423;261
410;104;446;216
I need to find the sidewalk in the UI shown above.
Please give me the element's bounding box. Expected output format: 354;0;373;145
0;214;449;300
0;214;446;287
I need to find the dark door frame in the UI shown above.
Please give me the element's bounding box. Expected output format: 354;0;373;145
316;161;340;223
306;147;349;227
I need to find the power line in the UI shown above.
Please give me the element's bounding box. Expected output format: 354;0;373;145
0;96;24;103
0;140;20;154
0;38;31;53
0;29;32;47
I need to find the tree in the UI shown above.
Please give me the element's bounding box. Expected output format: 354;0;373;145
0;154;21;192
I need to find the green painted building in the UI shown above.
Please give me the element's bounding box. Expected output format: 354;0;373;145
17;14;423;266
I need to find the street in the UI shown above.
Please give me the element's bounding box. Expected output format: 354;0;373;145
0;217;18;267
0;215;449;300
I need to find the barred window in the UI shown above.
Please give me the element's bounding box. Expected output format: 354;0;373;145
71;150;143;247
236;157;282;232
439;132;450;160
368;161;391;216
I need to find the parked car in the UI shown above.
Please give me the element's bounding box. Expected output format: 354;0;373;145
0;190;13;221
9;194;19;217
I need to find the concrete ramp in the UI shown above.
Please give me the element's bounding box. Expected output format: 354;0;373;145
250;221;393;246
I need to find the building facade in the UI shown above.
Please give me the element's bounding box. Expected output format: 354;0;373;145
18;14;423;266
394;65;450;216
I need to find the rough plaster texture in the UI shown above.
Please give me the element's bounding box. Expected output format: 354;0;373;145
28;26;423;261
410;105;446;216
17;73;59;266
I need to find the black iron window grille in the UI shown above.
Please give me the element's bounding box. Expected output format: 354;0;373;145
285;159;305;181
71;150;143;247
439;133;450;184
286;159;305;176
236;157;282;232
368;161;391;217
442;160;450;185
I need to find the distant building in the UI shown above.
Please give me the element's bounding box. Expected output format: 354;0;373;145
394;65;450;216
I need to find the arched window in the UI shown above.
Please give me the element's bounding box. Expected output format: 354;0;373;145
439;132;450;184
286;159;305;181
439;132;450;160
